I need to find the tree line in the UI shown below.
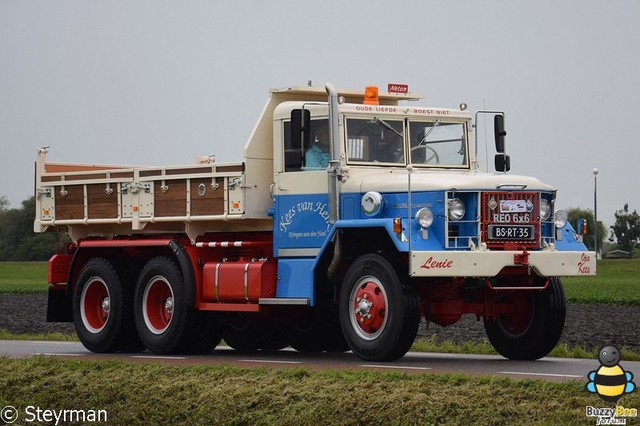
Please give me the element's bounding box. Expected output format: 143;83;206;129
0;195;69;261
1;195;639;261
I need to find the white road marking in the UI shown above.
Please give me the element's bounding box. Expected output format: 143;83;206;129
34;353;84;357
131;355;188;360
361;364;432;371
499;371;583;379
239;359;303;365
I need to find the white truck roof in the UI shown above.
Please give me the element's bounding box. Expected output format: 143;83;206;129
269;85;423;105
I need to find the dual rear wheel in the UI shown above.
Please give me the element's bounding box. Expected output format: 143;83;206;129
73;258;141;353
74;256;222;354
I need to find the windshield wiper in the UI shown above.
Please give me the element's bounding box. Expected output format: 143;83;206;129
417;120;440;146
372;117;403;138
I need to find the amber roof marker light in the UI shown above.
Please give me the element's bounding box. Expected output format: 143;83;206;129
363;86;379;105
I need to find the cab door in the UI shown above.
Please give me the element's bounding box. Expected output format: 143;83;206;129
274;116;331;258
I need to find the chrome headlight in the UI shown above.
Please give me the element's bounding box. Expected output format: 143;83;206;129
415;208;434;228
540;199;552;221
448;198;465;221
361;191;384;217
554;209;568;228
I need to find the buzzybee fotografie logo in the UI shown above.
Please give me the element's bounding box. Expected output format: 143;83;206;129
585;345;637;425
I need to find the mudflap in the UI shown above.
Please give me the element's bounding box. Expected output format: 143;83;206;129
46;286;73;322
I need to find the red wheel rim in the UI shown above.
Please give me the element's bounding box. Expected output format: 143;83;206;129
498;293;534;337
142;276;174;335
80;277;110;333
349;277;388;340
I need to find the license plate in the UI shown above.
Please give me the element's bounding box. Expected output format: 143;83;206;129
488;225;535;240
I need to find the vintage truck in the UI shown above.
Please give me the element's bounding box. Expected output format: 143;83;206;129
35;83;596;361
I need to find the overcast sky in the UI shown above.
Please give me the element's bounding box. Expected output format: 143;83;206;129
1;1;638;232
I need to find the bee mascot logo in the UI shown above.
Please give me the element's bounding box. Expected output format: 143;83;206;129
586;345;636;403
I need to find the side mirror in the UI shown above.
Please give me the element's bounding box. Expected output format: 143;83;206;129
495;154;511;172
290;109;311;149
494;114;506;153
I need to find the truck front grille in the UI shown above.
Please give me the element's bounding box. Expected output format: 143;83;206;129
481;191;540;249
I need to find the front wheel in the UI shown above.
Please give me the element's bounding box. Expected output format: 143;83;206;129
484;277;566;360
339;254;419;362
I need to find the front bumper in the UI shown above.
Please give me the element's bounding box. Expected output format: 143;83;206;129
410;250;596;277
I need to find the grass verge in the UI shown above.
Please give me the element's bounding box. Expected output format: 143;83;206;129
0;329;77;341
411;337;640;361
1;357;638;425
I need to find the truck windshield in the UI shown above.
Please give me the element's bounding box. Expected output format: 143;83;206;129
345;117;468;168
345;117;405;165
408;120;467;167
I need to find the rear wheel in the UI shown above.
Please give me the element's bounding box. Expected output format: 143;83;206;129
73;258;139;353
135;256;222;354
484;277;566;360
339;254;419;362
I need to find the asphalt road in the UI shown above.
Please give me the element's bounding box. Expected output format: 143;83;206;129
4;340;638;383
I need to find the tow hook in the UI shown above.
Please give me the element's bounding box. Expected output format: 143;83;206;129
514;249;529;265
514;249;531;274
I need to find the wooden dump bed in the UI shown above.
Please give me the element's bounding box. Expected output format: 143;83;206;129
34;152;272;242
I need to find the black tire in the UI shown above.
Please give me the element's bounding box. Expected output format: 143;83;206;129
184;311;224;354
339;253;420;362
288;306;348;353
134;256;222;354
73;258;139;353
484;277;566;360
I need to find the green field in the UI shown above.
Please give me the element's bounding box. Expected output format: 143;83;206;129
0;262;48;293
1;357;637;426
2;259;639;304
564;259;640;305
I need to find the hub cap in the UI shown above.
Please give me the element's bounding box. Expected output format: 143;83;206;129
497;293;535;338
142;276;175;335
80;277;110;333
349;277;388;340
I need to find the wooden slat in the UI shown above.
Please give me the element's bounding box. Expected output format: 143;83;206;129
154;180;187;217
63;173;108;181
191;178;224;216
87;184;118;219
44;163;128;173
55;186;84;220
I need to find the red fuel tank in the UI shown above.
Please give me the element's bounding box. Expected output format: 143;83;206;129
202;260;276;303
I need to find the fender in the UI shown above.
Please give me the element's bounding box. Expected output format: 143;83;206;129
65;238;196;307
312;218;407;274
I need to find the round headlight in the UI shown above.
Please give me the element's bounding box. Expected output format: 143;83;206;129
448;198;465;221
415;208;434;228
361;191;384;217
540;199;551;221
554;209;568;228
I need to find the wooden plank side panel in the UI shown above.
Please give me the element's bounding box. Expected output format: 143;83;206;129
154;180;187;217
44;163;129;173
87;184;118;219
191;178;224;216
55;185;85;220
